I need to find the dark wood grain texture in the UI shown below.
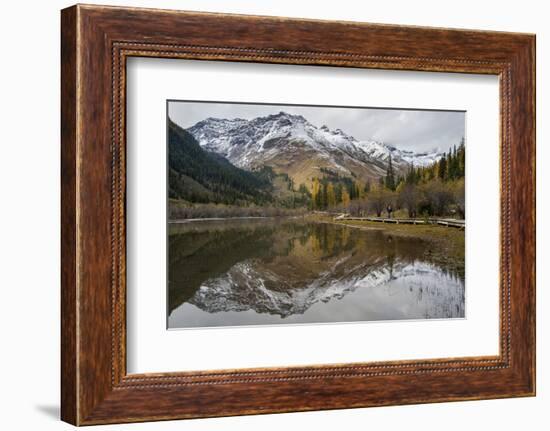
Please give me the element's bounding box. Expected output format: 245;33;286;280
60;4;535;425
60;6;78;425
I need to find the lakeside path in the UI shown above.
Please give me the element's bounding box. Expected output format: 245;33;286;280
331;218;465;278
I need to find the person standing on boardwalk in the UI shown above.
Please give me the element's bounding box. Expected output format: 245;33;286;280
386;204;393;219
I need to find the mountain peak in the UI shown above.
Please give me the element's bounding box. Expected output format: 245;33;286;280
185;111;446;181
260;111;307;124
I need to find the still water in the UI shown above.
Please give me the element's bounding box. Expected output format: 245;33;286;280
168;218;465;329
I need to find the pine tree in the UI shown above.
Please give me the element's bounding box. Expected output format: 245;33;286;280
446;151;452;180
438;153;447;180
458;138;465;177
335;183;343;203
450;147;456;180
405;164;416;185
321;182;328;209
311;178;321;209
385;155;396;190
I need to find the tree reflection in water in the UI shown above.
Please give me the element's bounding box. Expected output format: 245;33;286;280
168;218;465;328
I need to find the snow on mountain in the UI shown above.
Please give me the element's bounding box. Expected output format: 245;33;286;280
186;112;443;183
356;140;443;168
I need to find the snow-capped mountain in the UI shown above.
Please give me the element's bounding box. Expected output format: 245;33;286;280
355;140;443;168
186;112;443;185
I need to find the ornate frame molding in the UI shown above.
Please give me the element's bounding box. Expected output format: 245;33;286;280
61;5;535;425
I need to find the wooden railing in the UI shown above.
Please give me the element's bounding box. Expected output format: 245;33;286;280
335;216;465;229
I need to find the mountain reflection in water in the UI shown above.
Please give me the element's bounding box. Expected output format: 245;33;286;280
168;218;465;328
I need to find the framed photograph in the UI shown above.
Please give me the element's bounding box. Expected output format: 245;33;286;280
61;4;535;425
165;100;467;330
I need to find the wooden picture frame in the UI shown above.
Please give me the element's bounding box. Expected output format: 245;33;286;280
61;4;535;425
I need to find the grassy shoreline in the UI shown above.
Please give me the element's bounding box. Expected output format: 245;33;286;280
332;219;465;278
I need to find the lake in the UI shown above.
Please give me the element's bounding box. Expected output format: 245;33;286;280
168;218;465;329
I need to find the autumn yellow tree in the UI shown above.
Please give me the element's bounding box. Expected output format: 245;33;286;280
311;178;321;209
355;183;362;199
326;182;336;207
341;188;351;208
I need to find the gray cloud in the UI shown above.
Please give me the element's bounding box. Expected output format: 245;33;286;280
168;101;465;153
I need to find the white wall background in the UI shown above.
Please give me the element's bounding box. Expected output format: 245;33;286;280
0;0;546;429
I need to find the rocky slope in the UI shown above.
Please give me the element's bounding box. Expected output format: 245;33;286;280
187;112;443;186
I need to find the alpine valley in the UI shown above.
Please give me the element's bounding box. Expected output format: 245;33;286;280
169;111;447;209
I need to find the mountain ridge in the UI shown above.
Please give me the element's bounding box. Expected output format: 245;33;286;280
186;111;444;187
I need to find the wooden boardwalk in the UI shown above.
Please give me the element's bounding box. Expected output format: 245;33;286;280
335;216;465;229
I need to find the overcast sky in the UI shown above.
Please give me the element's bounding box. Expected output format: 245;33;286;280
168;101;465;153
